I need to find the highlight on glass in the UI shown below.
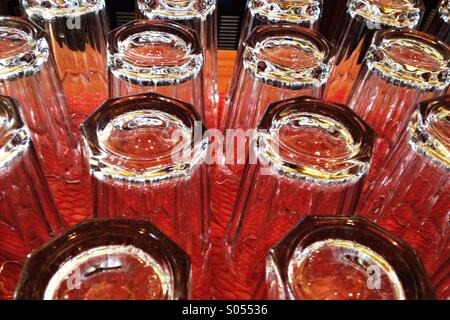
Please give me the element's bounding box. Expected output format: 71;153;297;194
348;29;449;196
14;219;191;300
21;0;109;127
212;28;334;255
0;16;86;225
0;95;64;300
427;0;450;44
136;0;218;128
108;20;205;121
80;93;210;299
358;95;449;280
223;96;374;299
265;216;436;300
324;0;424;104
222;24;335;132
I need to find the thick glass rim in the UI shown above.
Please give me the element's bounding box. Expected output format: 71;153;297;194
0;16;49;81
347;0;424;29
255;96;374;185
409;95;450;170
21;0;106;19
137;0;216;21
248;0;322;25
80;93;208;183
243;24;335;90
108;19;203;87
14;219;191;300
268;215;436;300
366;29;450;91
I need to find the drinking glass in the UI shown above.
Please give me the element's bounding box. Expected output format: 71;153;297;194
324;0;424;104
226;0;323;105
0;16;86;225
14;219;190;300
348;29;449;198
222;96;374;299
265;216;436;300
136;0;218;128
222;24;335;132
358;96;449;280
240;0;322;43
428;0;450;44
0;95;64;300
21;0;109;128
108;20;205;121
211;27;334;297
80;93;210;299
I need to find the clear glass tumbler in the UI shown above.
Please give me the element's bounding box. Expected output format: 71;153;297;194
136;0;218;128
324;0;424;104
0;16;86;225
108;20;205;122
222;24;335;132
348;29;449;197
14;219;190;300
21;0;109;128
222;96;374;299
240;0;322;43
427;0;450;44
80;93;210;299
227;0;323;105
211;27;334;296
265;216;436;300
358;96;449;282
0;95;64;300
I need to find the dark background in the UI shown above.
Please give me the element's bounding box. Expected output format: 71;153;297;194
0;0;442;49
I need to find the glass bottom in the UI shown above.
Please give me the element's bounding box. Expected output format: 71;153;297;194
288;239;405;300
44;245;170;300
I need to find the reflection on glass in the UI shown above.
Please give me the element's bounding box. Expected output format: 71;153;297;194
81;93;210;299
324;0;424;104
21;0;109;128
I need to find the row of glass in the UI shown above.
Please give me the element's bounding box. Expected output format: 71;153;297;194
0;0;448;300
215;0;449;299
0;92;446;300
